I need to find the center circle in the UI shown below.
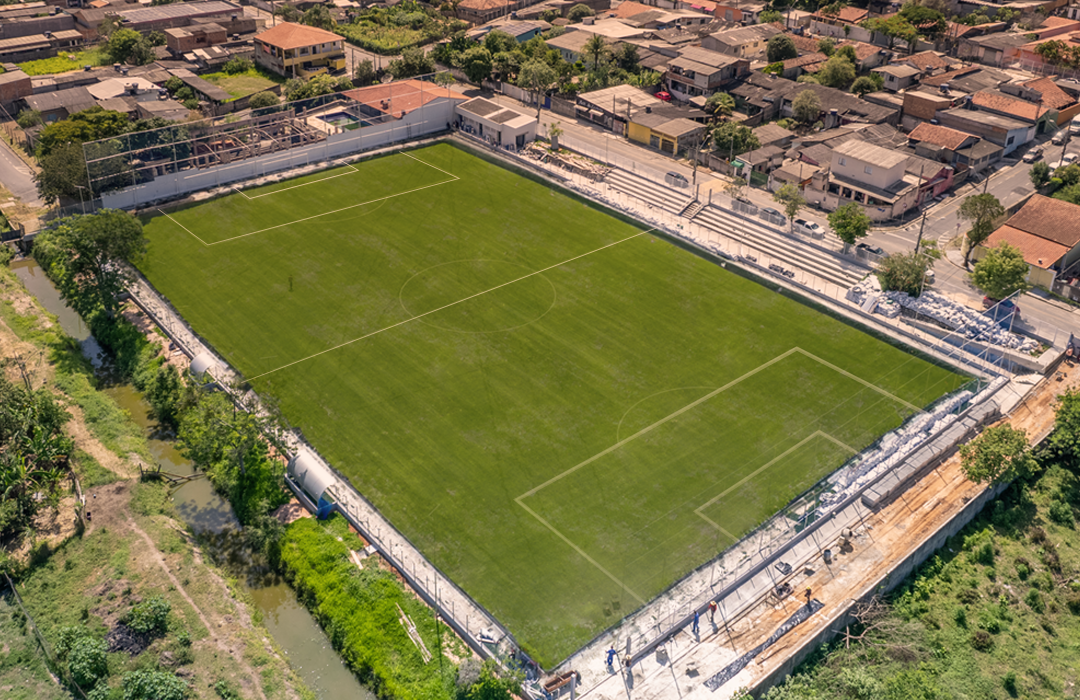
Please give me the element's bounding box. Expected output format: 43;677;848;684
398;259;557;333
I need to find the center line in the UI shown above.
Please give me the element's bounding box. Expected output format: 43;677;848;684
247;229;655;381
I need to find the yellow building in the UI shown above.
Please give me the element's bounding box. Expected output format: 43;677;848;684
627;111;708;155
254;22;346;79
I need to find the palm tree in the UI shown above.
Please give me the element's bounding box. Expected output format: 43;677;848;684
705;92;735;123
583;34;609;75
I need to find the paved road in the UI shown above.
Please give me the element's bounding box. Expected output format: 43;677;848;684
0;137;42;207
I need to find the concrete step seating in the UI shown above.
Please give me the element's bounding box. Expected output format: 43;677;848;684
605;169;688;212
694;205;864;289
681;200;705;219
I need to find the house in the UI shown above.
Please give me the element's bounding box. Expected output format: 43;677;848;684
664;46;748;101
545;30;596;62
729;143;784;176
892;50;956;76
577;84;667;131
572;18;647;41
0;69;31;111
628;108;708;153
1028;15;1080;40
817;139;919;221
971;90;1053;131
710;1;767;24
0;29;82;64
455;97;536;149
467;19;550;43
254;22;346;78
1014;76;1080;126
113;1;242;32
21;86;96;123
809;5;869;38
781;52;828;80
701;24;780;58
135;98;190;122
343;79;468;121
457;0;545;24
974;195;1080;290
958;32;1029;67
902;119;993;170
873;64;921;92
728;71;899;127
752;122;794;148
935;106;1035;156
614;7;712;29
164;23;228;54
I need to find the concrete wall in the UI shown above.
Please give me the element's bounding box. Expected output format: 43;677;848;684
100;100;456;209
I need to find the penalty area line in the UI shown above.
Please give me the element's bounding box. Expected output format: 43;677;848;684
242;159;363;200
158;209;209;246
246;228;655;382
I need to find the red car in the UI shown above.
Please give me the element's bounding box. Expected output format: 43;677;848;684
655;91;672;102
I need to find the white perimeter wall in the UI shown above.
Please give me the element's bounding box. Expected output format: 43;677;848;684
101;98;459;210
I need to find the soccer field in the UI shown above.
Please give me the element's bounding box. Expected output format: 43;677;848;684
138;142;967;664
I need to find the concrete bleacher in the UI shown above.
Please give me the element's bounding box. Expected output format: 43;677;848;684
605;169;689;212
693;205;865;289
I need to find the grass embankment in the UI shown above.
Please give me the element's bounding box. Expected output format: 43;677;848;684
281;515;462;699
202;67;284;99
18;47;110;76
138;143;968;664
0;261;314;700
766;458;1080;700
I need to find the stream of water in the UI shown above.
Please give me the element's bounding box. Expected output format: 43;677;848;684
11;260;373;700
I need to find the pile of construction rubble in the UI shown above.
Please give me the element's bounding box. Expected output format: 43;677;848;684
847;277;1038;353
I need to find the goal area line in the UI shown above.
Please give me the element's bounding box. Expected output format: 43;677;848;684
161;152;459;246
514;347;915;599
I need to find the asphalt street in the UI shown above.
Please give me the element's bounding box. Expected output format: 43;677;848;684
0;137;42;207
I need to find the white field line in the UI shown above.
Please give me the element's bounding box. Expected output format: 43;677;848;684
233;186;252;200
401;149;459;180
242;160;361;199
246;229;654;381
793;348;922;413
158;209;209;246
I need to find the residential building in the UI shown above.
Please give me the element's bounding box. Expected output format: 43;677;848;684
544;29;607;62
457;0;547;24
664;46;748;100
752;122;794;148
344;79;468;121
254;22;346;78
873;64;921;92
701;24;780;58
0;69;32;111
971;90;1053;131
455;97;536;149
21;86;98;123
114;1;242;32
892;50;956;76
818;139;919;220
809;5;869;38
974;195;1080;290
572;18;647;41
958;31;1029;66
466;19;550;43
627;108;708;153
710;1;767;24
906;122;986;166
729;71;899;127
0;29;82;63
165;23;228;54
1013;76;1080;127
935;106;1035;156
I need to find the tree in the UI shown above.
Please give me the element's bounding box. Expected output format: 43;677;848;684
836;44;858;65
876;250;935;296
302;2;335;30
387;47;435;79
353;59;377;86
107;28;153;65
16;109;41;128
792;89;821;124
122;669;188;700
828;202;871;252
1030;160;1051;189
861;15;917;50
712;122;759;157
567;3;594;22
766;34;797;63
960;425;1035;485
958;192;1004;266
36;107;130;158
517;59;556;120
484;30;517;56
276;3;301;22
248;91;279;110
817;37;835;56
582;33;609;73
705;91;735;121
283;73;348;101
32;210;147;318
223;56;252;75
34;143;90;205
68;636;108;689
614;42;639;71
461;660;522;700
1049;389;1080;469
773;183;805;226
759;9;783;23
970;242;1029;300
898;1;946;38
816;53;856;89
147;29;166;46
457;46;493;83
850;75;878;96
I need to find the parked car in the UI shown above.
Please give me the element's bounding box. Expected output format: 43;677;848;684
1022;147;1044;163
1064;153;1078;166
924;269;935;285
793;218;823;236
983;296;1020;321
856;242;885;256
1053;131;1070;146
665;171;688;188
760;207;786;224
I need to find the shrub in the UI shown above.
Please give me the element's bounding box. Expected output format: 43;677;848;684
174;86;194;101
16;109;42;128
974;541;995;566
123;669;187;700
1025;588;1044;613
1004;671;1018;696
248;91;278;109
125;596;171;635
1066;590;1080;614
970;629;993;651
1048;499;1074;527
952;606;967;627
977;610;1000;633
957;588;980;605
182;98;199;111
223;56;253;75
1014;558;1030;580
1030;526;1048;544
69;635;109;688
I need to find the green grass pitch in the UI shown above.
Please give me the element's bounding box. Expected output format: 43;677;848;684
137;142;967;665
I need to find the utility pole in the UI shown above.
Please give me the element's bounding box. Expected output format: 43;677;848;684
915;209;926;253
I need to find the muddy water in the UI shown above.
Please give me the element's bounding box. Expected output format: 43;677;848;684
12;260;372;700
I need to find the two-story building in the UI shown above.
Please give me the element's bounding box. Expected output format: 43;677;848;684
701;24;781;59
818;139;919;221
935;105;1035;156
664;46;748;101
254;22;346;79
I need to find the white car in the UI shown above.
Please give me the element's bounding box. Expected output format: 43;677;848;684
1064;153;1078;166
793;218;823;236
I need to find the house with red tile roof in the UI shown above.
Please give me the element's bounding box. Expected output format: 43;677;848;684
971;90;1052;128
974;195;1080;289
343;80;468;121
254;22;346;78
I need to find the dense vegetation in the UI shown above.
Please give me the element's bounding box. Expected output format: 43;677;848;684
336;1;465;54
764;390;1080;700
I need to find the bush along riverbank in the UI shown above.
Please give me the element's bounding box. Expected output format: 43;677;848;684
32;210;524;700
764;390;1080;700
0;253;314;699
